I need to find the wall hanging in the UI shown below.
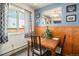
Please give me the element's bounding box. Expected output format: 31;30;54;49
66;15;76;22
66;4;76;12
42;7;62;24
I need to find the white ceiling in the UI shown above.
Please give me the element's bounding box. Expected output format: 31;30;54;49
26;3;51;9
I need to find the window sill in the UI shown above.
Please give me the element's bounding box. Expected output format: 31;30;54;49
8;32;24;35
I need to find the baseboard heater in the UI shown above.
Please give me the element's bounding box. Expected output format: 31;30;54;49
0;44;28;56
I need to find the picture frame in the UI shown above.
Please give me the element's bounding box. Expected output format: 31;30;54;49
36;13;40;18
66;15;76;22
66;4;76;12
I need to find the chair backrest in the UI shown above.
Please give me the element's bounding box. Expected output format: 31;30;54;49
61;34;66;48
61;34;66;54
31;35;42;55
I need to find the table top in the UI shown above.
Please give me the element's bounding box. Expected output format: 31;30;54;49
27;37;60;51
40;38;60;50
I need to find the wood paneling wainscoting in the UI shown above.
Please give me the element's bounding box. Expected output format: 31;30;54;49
34;26;79;56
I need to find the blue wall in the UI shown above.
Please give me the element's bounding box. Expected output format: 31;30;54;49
35;3;79;26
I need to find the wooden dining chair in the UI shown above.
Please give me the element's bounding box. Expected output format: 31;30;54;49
55;34;66;56
31;35;51;56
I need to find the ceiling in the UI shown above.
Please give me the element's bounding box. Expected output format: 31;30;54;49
26;3;51;9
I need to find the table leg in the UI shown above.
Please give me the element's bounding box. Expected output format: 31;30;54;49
50;49;56;56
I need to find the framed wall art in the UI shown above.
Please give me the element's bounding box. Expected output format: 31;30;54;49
66;15;76;22
66;4;76;12
36;13;40;19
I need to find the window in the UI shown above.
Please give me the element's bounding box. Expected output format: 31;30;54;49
8;9;25;33
8;9;17;32
8;5;32;34
24;11;32;34
18;12;25;32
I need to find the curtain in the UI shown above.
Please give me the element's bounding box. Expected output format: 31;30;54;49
0;3;9;43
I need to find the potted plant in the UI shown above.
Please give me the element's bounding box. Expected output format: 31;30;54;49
42;26;53;39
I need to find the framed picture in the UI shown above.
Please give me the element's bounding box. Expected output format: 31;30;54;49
66;15;76;22
66;4;76;12
36;13;40;18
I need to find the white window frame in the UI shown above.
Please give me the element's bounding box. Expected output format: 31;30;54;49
8;4;25;35
8;4;32;35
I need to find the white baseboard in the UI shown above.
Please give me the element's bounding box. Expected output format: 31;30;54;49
0;44;27;56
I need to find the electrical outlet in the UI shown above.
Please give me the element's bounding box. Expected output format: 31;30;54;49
11;44;14;48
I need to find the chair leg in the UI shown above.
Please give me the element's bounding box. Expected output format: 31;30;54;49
27;49;29;55
27;41;30;56
32;52;34;56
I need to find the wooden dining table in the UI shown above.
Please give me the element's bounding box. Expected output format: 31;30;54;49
40;38;60;55
27;37;60;55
